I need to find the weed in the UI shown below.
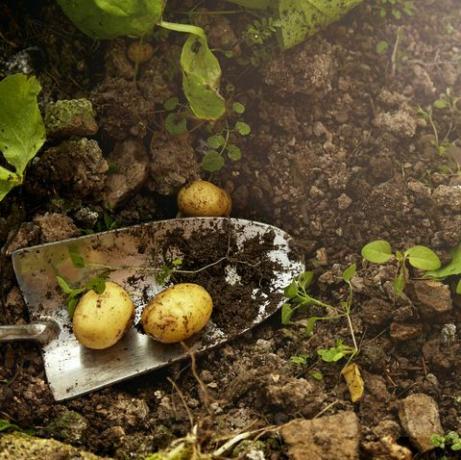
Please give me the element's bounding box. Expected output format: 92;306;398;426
425;243;461;294
431;432;461;452
282;264;359;361
361;240;441;295
156;257;184;285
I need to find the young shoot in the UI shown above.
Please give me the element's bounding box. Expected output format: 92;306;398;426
361;240;441;295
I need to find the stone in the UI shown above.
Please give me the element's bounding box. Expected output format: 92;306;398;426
4;222;41;255
373;110;417;138
281;411;360;460
0;432;106;460
362;436;412;460
33;212;80;243
410;280;452;319
398;393;443;452
46;408;88;443
96;393;149;429
103;138;149;209
45;99;98;138
433;185;461;211
390;322;423;341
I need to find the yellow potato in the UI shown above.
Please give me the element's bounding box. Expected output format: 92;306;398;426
141;283;213;343
73;281;135;350
177;180;232;217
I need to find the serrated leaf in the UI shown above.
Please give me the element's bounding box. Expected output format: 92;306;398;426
201;150;225;172
235;121;251;136
281;303;294;325
165;113;188;135
341;363;364;403
163;97;179;111
57;0;165;39
232;102;245;114
361;240;393;264
343;263;357;282
0;74;45;201
207;134;225;149
405;246;441;271
226;144;242;161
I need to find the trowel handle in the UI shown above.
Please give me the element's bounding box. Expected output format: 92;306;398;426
0;321;58;345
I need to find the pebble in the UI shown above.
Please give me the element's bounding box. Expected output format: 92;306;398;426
410;280;453;319
389;322;423;341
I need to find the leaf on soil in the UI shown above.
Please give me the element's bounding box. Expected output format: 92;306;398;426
393;269;406;296
342;263;356;282
341;363;364;403
281;303;294;324
0;74;45;201
426;244;461;279
405;246;441;271
201;150;225;172
226;144;242;161
165;113;188;136
57;0;165;38
361;240;393;264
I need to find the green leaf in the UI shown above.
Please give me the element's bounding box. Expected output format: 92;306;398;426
163;97;179;111
317;340;353;363
343;263;357;282
57;0;165;39
361;240;393;264
201;150;225;172
376;40;389;54
306;316;320;335
56;276;73;295
86;276;106;294
67;296;79;318
235;121;251;136
298;271;314;290
281;303;294;324
393;270;406;296
275;0;363;49
433;98;449;109
426;244;461;278
0;74;45;201
309;370;323;381
405;246;441;271
225;0;271;8
162;24;225;120
232;102;246;114
207;134;226;149
290;354;309;365
68;245;85;268
165;113;188;135
226;144;242;161
0;419;21;432
284;280;298;298
456;280;461;295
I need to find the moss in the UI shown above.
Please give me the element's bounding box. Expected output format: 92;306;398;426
45;408;88;443
0;432;108;459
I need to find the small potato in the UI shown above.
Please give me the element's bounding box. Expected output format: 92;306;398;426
73;281;135;350
177;180;232;217
141;283;213;344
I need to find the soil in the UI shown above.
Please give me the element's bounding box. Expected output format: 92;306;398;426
1;0;461;458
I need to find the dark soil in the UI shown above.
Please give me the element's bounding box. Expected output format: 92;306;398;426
1;0;461;458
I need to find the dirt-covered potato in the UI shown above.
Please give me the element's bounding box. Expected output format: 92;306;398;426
141;283;213;343
177;180;232;217
73;281;135;350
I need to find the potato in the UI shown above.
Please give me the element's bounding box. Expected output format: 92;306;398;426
141;283;213;343
73;281;135;350
177;180;232;217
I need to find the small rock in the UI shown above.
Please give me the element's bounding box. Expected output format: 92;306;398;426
398;393;443;452
45;99;98;138
407;179;432;201
440;323;457;345
360;298;394;328
409;280;452;319
97;394;149;429
33;213;80;243
46;408;88;443
4;222;41;255
374;110;417;138
362;436;412;460
103;138;149;209
281;411;360;460
390;322;423;341
337;193;352;210
433;185;461;211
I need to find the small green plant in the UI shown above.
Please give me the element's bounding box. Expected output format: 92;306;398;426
243;17;281;46
57;275;108;318
376;40;389;54
431;432;461;451
378;0;415;19
156;257;183;284
282;264;359;361
201;102;250;172
290;354;309;365
0;419;21;433
0;74;46;202
361;240;441;295
317;339;356;363
426;243;461;294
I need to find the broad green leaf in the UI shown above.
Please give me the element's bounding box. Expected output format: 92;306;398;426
361;240;393;264
284;280;298;298
163;97;179;111
317;346;345;362
226;144;242;161
86;276;106;294
0;74;45;177
235;121;251;136
232;102;246;114
201;150;225;172
298;271;314;290
281;303;294;324
426;244;461;279
275;0;363;49
405;246;441;271
161;22;225;120
207;134;226;149
343;263;357;282
165;113;188;135
57;0;165;39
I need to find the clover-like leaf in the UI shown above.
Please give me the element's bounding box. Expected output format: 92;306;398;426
361;240;393;264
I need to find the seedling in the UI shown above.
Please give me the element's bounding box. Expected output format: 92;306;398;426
56;274;108;318
317;339;356;363
282;264;359;361
156;257;184;284
290;354;309;365
361;240;441;295
425;243;461;294
431;432;461;451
